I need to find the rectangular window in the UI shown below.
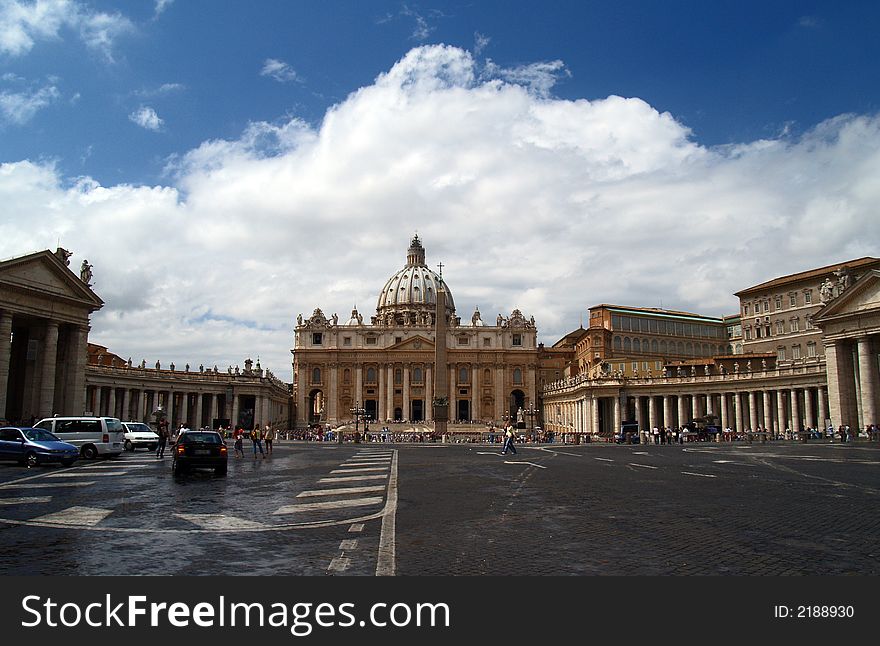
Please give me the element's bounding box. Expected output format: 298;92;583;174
343;337;352;346
775;296;783;310
804;290;812;305
755;302;762;314
776;321;784;335
512;334;522;346
312;332;323;345
744;328;752;340
792;345;802;360
632;362;638;373
458;336;469;345
789;293;797;307
805;316;813;330
743;303;750;316
395;336;402;344
807;342;817;358
483;337;491;347
777;347;786;361
642;362;649;371
611;314;621;329
655;361;662;370
365;337;377;345
790;318;799;332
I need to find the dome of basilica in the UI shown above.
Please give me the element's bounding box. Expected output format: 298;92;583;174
376;235;455;321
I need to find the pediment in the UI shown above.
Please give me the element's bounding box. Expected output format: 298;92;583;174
0;250;103;310
389;335;435;352
815;270;880;320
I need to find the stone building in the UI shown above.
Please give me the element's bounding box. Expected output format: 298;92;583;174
0;249;102;423
292;235;539;426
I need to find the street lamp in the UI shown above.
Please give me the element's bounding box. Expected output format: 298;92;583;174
524;404;539;442
350;401;366;443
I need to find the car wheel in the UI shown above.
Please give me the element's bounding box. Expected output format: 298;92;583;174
124;440;134;451
215;465;227;476
81;445;98;459
25;451;39;468
172;461;184;476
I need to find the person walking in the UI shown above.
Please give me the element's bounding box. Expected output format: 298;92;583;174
251;425;265;458
156;421;169;458
501;423;518;455
264;424;275;455
233;427;244;458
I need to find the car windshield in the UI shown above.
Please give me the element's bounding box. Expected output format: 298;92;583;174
24;429;60;442
107;419;124;432
181;432;222;445
126;424;152;433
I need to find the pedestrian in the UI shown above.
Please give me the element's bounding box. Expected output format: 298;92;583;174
501;423;517;455
156;421;169;458
652;426;660;445
251;425;265;458
233;427;244;458
264;424;275;455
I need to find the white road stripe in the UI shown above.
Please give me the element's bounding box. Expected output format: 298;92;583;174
594;457;614;462
343;462;391;467
175;514;268;530
346;457;391;462
46;472;128;478
319;475;388;483
349;523;364;533
330;467;388;474
273;497;384;514
31;506;113;526
328;556;351;573
682;471;717;478
0;496;52;505
628;463;658;469
375;450;398;577
503;461;547;469
297;485;386;498
82;464;151;469
0;482;96;489
339;539;358;550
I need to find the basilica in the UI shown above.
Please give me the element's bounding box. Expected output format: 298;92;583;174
292;236;539;426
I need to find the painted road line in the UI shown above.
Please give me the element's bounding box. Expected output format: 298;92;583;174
273;497;384;514
0;481;96;489
349;523;364;533
476;451;504;455
632;451;649;455
628;463;658;469
319;475;389;483
503;461;547;469
594;457;614;462
31;506;113;527
46;472;129;478
339;539;358;550
713;460;756;467
343;462;391;467
330;467;388;474
682;471;717;478
175;514;268;530
82;464;151;469
0;496;52;505
327;556;351;573
375;450;398;577
297;485;387;498
346;457;391;462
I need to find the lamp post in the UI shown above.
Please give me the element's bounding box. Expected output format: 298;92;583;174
524;404;539;442
350;401;366;443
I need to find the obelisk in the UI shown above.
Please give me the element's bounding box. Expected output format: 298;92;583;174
432;276;449;436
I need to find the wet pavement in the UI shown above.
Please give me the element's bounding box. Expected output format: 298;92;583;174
0;440;877;575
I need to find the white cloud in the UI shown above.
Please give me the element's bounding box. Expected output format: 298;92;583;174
0;0;133;60
0;82;59;124
2;45;879;379
474;31;490;55
260;58;299;83
154;0;174;18
128;105;163;131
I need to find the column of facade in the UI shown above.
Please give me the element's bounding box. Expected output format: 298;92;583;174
776;390;786;434
663;395;672;429
386;365;394;421
495;367;504;421
857;336;878;428
790;388;801;432
471;366;479;422
378;365;386;422
262;396;271;426
230;391;239;428
817;386;827;430
168;390;176;427
181;391;189;427
720;393;728;430
677;395;687;428
591;396;600;435
613;394;621;436
648;395;657;430
691;394;699;423
748;391;758;430
425;367;432;422
355;366;363;409
706;393;715;419
106;386;116;419
734;392;743;432
194;392;203;429
0;311;12;419
762;391;772;432
296;365;307;425
449;365;457;420
329;364;338;421
403;363;411;420
633;396;642;429
527;366;536;417
38;321;60;417
211;393;219;427
62;324;87;416
824;340;857;429
804;388;815;429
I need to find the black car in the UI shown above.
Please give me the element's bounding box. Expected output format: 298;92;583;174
172;431;228;476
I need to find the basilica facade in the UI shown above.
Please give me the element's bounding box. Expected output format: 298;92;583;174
292;236;538;426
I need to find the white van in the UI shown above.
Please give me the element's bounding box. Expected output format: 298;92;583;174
34;417;125;459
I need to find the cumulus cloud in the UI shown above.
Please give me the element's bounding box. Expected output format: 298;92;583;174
0;0;133;60
0;81;59;124
260;58;300;83
128;105;163;131
154;0;173;18
2;45;879;378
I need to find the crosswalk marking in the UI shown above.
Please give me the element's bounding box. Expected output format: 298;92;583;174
82;464;151;469
343;462;390;467
46;472;128;478
318;474;388;483
175;514;268;530
0;481;96;489
327;556;351;573
0;496;52;505
273;497;384;514
31;506;113;526
297;485;386;498
349;523;365;532
330;467;388;474
339;539;358;550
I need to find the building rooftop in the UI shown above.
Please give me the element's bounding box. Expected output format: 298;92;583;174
592;304;724;323
735;256;880;296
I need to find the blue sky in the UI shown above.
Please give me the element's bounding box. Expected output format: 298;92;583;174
2;1;880;377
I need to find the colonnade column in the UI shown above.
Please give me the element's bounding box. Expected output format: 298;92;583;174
211;394;219;427
633;396;642;429
65;324;88;416
328;364;338;422
195;392;203;429
734;392;743;432
748;391;758;430
355;366;363;408
788;388;800;432
378;366;386;422
817;386;827;431
403;364;411;420
691;395;699;424
39;321;59;418
677;395;687;428
591;396;600;435
648;395;657;430
0;311;11;419
824;340;856;429
495;367;504;420
613;394;621;437
230;392;239;429
663;395;672;429
386;365;394;421
804;388;815;429
180;392;188;427
471;366;479;422
857;336;878;428
776;390;786;435
762;391;772;432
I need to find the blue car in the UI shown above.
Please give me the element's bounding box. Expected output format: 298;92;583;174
0;427;80;468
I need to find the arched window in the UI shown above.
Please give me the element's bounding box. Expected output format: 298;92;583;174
413;367;422;383
614;336;622;351
677;341;684;355
686;342;693;356
651;339;659;353
660;340;667;354
366;367;376;383
484;368;491;383
312;367;321;384
623;337;632;353
513;368;522;384
343;369;351;384
633;339;641;352
413;286;421;302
